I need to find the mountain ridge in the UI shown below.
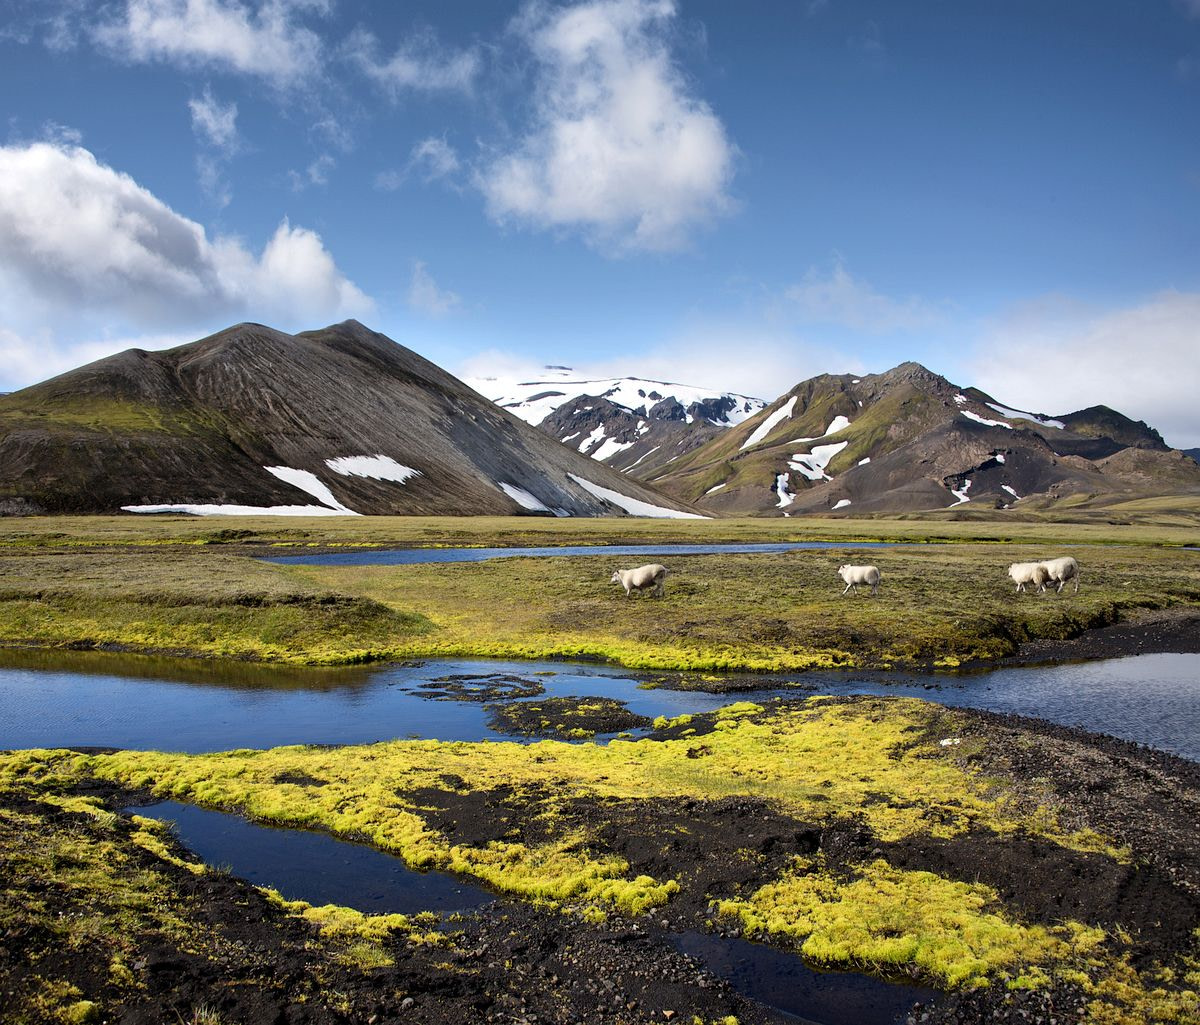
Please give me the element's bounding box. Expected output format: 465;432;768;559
639;361;1198;515
0;321;703;518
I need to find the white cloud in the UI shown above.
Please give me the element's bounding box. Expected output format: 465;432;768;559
374;137;461;192
0;326;193;391
477;0;736;253
289;152;335;190
0;141;372;335
968;291;1200;449
94;0;328;88
409;137;461;181
346;26;480;96
188;87;238;151
781;258;944;332
407;261;461;317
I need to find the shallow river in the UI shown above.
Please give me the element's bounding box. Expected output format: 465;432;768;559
3;645;1196;1025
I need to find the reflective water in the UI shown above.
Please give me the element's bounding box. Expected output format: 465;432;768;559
132;800;494;914
262;541;918;567
671;931;937;1025
1;647;1196;760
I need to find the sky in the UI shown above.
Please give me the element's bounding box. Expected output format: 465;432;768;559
1;0;1198;445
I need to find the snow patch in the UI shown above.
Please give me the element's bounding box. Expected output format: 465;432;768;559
499;482;552;512
987;403;1064;429
824;415;851;436
789;441;849;481
993;452;1006;463
741;396;797;450
954;394;968;405
123;503;355;517
1001;484;1022;500
579;425;606;452
325;455;420;485
265;466;354;512
960;410;1012;430
591;436;635;462
567;474;707;519
948;478;973;506
832;498;852;510
774;473;794;508
625;445;661;470
705;483;727;494
852;379;861;384
858;457;871;465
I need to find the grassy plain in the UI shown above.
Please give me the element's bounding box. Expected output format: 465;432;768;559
0;515;1197;669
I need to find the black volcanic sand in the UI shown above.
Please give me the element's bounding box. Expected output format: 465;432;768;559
4;702;1200;1024
485;695;652;738
413;672;549;702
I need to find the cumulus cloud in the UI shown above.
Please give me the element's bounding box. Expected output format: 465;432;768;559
0;326;193;392
968;291;1200;449
407;262;461;317
781;258;944;332
346;26;480;96
0;141;371;336
477;0;736;253
93;0;328;88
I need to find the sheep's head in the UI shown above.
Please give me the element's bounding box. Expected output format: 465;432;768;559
610;571;621;583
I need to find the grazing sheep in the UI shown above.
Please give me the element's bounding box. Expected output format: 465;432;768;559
1039;556;1080;594
838;564;881;597
1008;562;1049;594
611;564;669;598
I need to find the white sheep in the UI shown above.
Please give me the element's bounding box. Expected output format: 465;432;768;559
611;564;669;598
1039;556;1080;594
1008;562;1049;594
838;564;881;597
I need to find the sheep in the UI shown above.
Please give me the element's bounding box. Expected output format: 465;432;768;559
1039;556;1080;594
838;564;881;597
1008;562;1049;594
611;564;669;598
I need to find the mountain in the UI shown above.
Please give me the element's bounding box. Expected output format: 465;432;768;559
1185;448;1200;465
0;321;702;518
466;367;765;478
644;362;1200;515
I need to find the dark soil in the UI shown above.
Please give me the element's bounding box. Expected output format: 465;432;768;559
990;605;1200;666
485;696;651;738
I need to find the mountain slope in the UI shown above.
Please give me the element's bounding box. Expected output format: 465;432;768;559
466;367;765;478
0;322;702;518
646;362;1200;515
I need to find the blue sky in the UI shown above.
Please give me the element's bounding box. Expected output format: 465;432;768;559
1;0;1199;444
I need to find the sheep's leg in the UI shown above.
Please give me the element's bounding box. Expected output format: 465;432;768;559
872;581;879;596
1056;579;1065;594
1074;576;1080;594
842;582;853;596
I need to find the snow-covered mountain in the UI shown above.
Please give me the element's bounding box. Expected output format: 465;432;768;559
466;367;766;479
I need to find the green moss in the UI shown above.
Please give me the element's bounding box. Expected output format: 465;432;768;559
717;856;1106;989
